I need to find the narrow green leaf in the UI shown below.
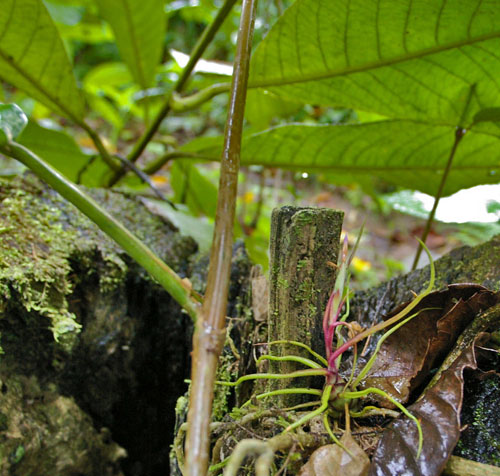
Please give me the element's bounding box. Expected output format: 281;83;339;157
95;0;165;88
249;0;500;128
0;104;28;144
0;0;85;120
181;121;500;196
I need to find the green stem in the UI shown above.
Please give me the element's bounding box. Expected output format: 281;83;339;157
323;413;353;456
342;387;423;458
267;340;328;367
170;83;231;112
1;141;199;321
256;354;324;369
217;369;327;387
241;388;322;408
184;1;258;474
331;240;435;363
285;383;332;432
107;0;238;186
352;309;424;387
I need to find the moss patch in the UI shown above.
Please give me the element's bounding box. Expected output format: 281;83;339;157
0;174;197;352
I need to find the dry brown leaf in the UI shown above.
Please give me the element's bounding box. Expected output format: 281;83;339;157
362;285;498;406
299;433;370;476
251;267;269;322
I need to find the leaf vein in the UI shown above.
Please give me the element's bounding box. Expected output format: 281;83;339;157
375;0;382;60
435;0;448;45
389;64;460;116
458;46;500;94
249;31;500;89
16;0;41;66
343;0;351;67
0;0;16;44
316;1;329;70
467;0;484;38
402;0;414;53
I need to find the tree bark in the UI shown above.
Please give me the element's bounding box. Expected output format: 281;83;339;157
267;206;344;404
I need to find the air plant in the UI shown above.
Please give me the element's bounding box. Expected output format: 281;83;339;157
219;232;435;462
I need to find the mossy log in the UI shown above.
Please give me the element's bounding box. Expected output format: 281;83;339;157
0;174;252;476
350;234;500;329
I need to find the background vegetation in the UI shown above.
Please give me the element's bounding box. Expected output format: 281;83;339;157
1;0;500;474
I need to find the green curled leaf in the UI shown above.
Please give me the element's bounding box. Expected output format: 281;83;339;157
0;104;28;145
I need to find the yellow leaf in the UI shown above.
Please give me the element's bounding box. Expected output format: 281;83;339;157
152;175;168;185
352;256;371;272
242;191;254;203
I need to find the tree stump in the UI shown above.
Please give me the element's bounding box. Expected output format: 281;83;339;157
267;206;344;404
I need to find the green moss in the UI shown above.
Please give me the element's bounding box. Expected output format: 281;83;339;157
0;175;197;352
213;351;238;421
455;374;500;466
277;277;289;289
174;395;189;417
0;184;81;350
297;259;308;270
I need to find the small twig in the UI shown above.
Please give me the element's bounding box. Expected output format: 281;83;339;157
79;120;120;172
142;151;209;176
113;154;177;209
411;127;465;269
412;84;476;269
274;442;297;476
76;155;97;184
108;0;238;186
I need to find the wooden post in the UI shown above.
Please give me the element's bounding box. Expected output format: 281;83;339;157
267;206;344;405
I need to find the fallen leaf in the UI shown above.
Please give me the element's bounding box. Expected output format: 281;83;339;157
369;302;500;476
299;432;370;476
362;285;498;406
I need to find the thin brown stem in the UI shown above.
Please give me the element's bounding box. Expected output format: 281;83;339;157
411;127;465;269
79;121;119;172
142;151;209;175
107;0;238;186
412;84;475;270
184;1;258;474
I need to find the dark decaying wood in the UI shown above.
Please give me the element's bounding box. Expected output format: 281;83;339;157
267;206;344;404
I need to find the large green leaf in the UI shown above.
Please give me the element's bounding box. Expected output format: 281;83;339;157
171;160;218;218
181;121;500;196
249;0;500;130
95;0;165;89
17;121;111;187
0;0;85;120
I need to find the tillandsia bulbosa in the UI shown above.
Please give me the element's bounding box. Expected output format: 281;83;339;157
218;232;436;464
